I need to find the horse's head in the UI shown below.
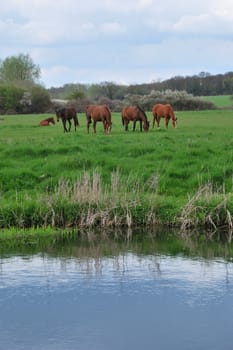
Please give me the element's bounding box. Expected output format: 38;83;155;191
106;121;112;134
143;119;150;132
55;108;61;122
172;117;177;128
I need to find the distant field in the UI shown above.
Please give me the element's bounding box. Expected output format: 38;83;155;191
201;95;233;108
0;110;233;233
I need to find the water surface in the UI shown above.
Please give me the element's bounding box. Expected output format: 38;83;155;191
1;232;233;350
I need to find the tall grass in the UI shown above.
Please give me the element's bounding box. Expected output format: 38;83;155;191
0;110;233;238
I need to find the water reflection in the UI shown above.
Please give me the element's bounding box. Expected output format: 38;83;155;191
0;230;233;350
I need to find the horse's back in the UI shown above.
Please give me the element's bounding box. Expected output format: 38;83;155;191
152;104;164;115
87;104;111;120
39;120;49;126
153;103;174;116
57;107;76;118
67;107;77;118
122;106;139;120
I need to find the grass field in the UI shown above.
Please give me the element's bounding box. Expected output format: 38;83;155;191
0;109;233;237
201;95;233;108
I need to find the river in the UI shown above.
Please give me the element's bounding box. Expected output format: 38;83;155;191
0;230;233;350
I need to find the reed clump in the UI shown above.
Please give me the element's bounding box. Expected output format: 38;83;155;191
0;171;160;230
1;170;232;241
178;183;233;241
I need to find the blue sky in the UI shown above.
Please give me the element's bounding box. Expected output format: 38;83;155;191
1;0;233;88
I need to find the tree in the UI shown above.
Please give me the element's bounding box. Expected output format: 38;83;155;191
0;53;40;84
67;89;86;101
30;85;51;113
0;85;24;114
99;81;120;100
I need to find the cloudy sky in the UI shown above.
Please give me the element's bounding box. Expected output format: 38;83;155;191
1;0;233;88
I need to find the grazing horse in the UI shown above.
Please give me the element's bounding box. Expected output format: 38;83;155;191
39;117;55;126
152;104;177;128
86;104;112;134
55;107;79;132
121;105;149;132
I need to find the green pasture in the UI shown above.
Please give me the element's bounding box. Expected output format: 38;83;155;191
201;95;233;108
0;109;233;235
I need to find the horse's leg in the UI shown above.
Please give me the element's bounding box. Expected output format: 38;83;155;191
165;117;169;128
152;114;156;128
125;120;129;131
140;120;142;132
74;116;79;131
157;116;160;129
87;121;90;134
93;121;97;133
62;119;67;132
74;119;77;132
104;120;108;134
133;120;136;131
68;119;72;132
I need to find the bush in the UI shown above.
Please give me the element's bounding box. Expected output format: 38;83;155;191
0;84;52;114
123;89;215;111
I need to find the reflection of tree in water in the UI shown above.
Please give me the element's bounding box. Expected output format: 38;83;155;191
48;228;233;280
1;228;233;280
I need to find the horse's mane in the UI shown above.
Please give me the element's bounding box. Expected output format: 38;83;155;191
104;105;111;117
167;104;176;120
136;104;148;120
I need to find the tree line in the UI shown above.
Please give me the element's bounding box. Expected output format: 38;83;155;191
49;72;233;101
1;53;232;114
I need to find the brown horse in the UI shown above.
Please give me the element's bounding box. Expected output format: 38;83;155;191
55;107;79;132
152;104;177;128
39;117;55;126
121;105;149;132
86;104;112;134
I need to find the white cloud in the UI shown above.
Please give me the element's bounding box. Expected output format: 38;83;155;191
1;0;233;87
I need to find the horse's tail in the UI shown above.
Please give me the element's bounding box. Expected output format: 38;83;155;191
86;105;93;124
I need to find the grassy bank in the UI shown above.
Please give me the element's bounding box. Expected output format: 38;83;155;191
201;95;233;108
0;110;233;239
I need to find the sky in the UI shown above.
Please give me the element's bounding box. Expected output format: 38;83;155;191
1;0;233;88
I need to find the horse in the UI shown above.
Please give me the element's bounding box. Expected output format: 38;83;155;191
55;107;79;132
121;105;149;132
86;104;112;134
152;104;177;128
39;117;55;126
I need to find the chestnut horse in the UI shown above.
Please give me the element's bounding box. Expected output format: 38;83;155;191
152;104;177;128
39;117;55;126
86;105;112;134
122;105;149;132
55;107;79;132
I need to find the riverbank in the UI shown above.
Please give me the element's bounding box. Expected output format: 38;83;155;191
0;180;232;243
